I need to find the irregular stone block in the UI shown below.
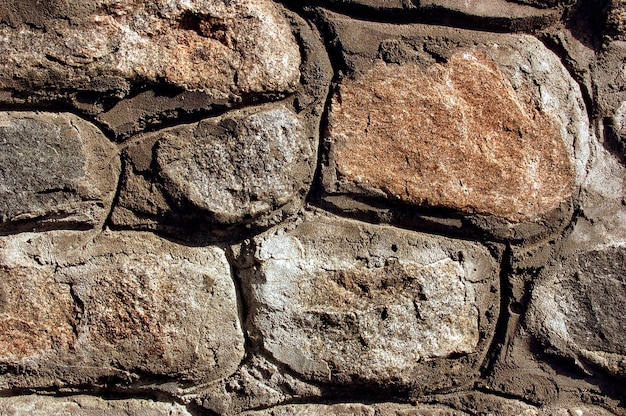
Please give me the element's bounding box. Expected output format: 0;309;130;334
420;0;559;29
0;0;300;110
0;112;119;231
111;105;315;236
238;210;498;389
0;230;244;389
0;395;192;416
321;14;589;241
526;245;626;378
241;402;467;416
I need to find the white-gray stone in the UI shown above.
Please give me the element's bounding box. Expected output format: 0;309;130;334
238;210;498;387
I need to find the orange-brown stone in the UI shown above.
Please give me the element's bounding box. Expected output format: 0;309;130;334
327;51;575;222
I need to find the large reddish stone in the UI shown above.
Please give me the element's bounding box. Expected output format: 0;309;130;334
325;44;581;224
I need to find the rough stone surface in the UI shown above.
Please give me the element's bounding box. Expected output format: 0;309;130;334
238;210;498;388
321;15;589;240
240;399;619;416
0;0;300;108
526;245;626;378
607;0;626;40
199;355;322;416
0;230;243;388
111;105;314;234
0;395;192;416
0;112;119;231
241;402;467;416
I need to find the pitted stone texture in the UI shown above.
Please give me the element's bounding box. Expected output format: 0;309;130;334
241;403;468;416
239;210;498;388
526;245;626;378
200;355;322;416
0;112;119;231
0;395;192;416
0;0;300;105
326;39;581;222
607;0;626;40
322;18;589;238
112;105;314;232
0;230;243;388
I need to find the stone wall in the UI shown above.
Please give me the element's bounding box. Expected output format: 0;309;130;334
0;0;625;415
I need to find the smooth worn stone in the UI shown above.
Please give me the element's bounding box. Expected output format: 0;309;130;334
0;230;244;389
526;245;626;378
238;210;498;388
0;112;119;231
0;395;192;416
421;0;559;28
0;0;300;107
112;105;314;233
321;16;589;238
241;402;468;416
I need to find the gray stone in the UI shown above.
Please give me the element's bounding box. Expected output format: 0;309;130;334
0;112;119;231
199;355;322;416
111;105;315;235
526;245;626;378
0;395;192;415
238;210;498;389
0;230;244;389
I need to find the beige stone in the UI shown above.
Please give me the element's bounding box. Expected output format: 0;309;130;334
0;230;244;389
241;402;468;416
0;395;192;416
0;0;300;101
327;50;575;222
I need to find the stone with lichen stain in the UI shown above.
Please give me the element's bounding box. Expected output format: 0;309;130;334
239;210;498;387
0;230;244;388
0;0;300;101
327;50;575;222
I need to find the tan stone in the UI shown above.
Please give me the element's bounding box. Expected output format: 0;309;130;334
0;230;244;388
327;50;575;222
0;0;300;101
241;402;468;416
0;395;192;416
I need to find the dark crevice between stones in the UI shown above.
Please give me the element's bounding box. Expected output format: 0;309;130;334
278;1;560;33
223;245;255;367
102;153;125;233
478;244;514;382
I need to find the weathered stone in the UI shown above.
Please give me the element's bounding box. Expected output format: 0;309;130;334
0;112;119;231
526;245;626;378
606;0;626;40
238;210;498;389
0;0;300;109
0;395;192;416
0;230;243;388
111;105;315;235
421;0;559;28
321;15;589;239
199;355;322;416
241;402;468;416
437;392;618;416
